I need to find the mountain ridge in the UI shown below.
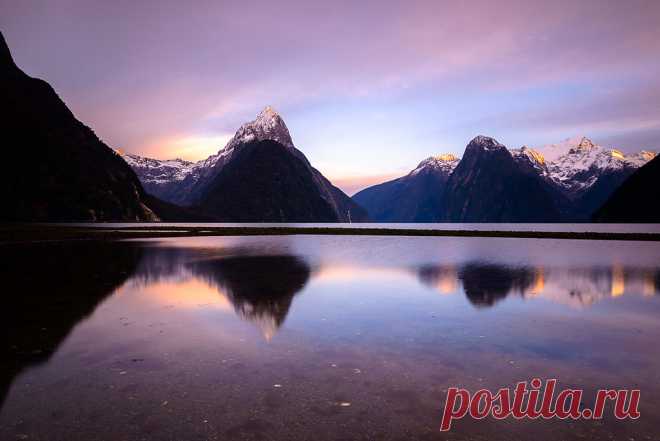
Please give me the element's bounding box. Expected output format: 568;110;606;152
0;31;160;222
352;134;655;222
352;153;459;222
594;155;660;222
124;107;368;222
441;135;563;222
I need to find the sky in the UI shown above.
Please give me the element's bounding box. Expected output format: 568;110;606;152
2;0;660;194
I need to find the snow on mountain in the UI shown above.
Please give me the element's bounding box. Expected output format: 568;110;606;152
227;105;294;150
468;135;507;152
534;135;593;162
524;136;656;193
121;106;296;203
626;150;657;167
410;153;460;176
121;106;366;222
510;146;548;174
122;154;199;184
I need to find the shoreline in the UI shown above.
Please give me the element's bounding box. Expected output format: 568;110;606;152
1;224;660;244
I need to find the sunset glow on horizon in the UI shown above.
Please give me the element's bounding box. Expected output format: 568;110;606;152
2;0;660;193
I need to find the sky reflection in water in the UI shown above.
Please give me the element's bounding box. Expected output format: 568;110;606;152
1;235;659;440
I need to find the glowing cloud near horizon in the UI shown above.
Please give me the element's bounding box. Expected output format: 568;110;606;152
2;0;659;188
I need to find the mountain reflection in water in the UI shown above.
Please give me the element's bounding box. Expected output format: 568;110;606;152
418;263;659;308
1;236;660;441
188;256;310;340
0;242;143;409
131;247;311;339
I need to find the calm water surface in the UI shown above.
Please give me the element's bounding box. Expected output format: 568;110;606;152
1;235;660;440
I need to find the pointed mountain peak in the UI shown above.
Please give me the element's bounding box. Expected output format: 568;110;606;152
576;136;595;149
226;106;294;151
412;153;460;175
257;105;280;120
534;136;600;163
416;153;459;166
466;135;507;153
252;106;286;130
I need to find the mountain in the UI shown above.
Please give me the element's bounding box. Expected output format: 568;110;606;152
527;136;656;219
593;155;660;222
0;32;159;221
121;155;200;206
125;107;368;222
352;154;459;222
351;135;655;223
441;136;562;222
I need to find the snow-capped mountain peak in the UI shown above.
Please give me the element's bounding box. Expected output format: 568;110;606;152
535;135;595;163
468;135;507;151
531;136;656;193
225;105;294;151
411;153;460;175
575;136;595;150
121;152;199;183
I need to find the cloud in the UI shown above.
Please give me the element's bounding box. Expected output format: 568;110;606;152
2;0;659;165
134;133;234;161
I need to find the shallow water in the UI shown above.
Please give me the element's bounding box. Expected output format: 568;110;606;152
1;235;659;440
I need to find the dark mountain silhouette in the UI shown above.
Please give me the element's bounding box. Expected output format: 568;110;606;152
441;136;562;222
574;169;636;220
142;194;218;222
352;155;459;222
355;135;654;223
593;155;660;222
126;107;368;222
195;139;363;221
0;32;160;221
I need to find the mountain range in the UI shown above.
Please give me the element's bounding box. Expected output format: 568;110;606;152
0;31;365;223
2;30;657;223
354;134;656;222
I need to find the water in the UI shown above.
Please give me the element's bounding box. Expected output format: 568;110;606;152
65;222;660;233
1;235;659;440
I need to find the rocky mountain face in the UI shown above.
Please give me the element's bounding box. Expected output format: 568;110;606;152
0;32;159;221
441;136;563;222
513;136;655;219
593;155;660;222
352;154;459;222
353;134;655;222
121;155;203;206
125;107;368;222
